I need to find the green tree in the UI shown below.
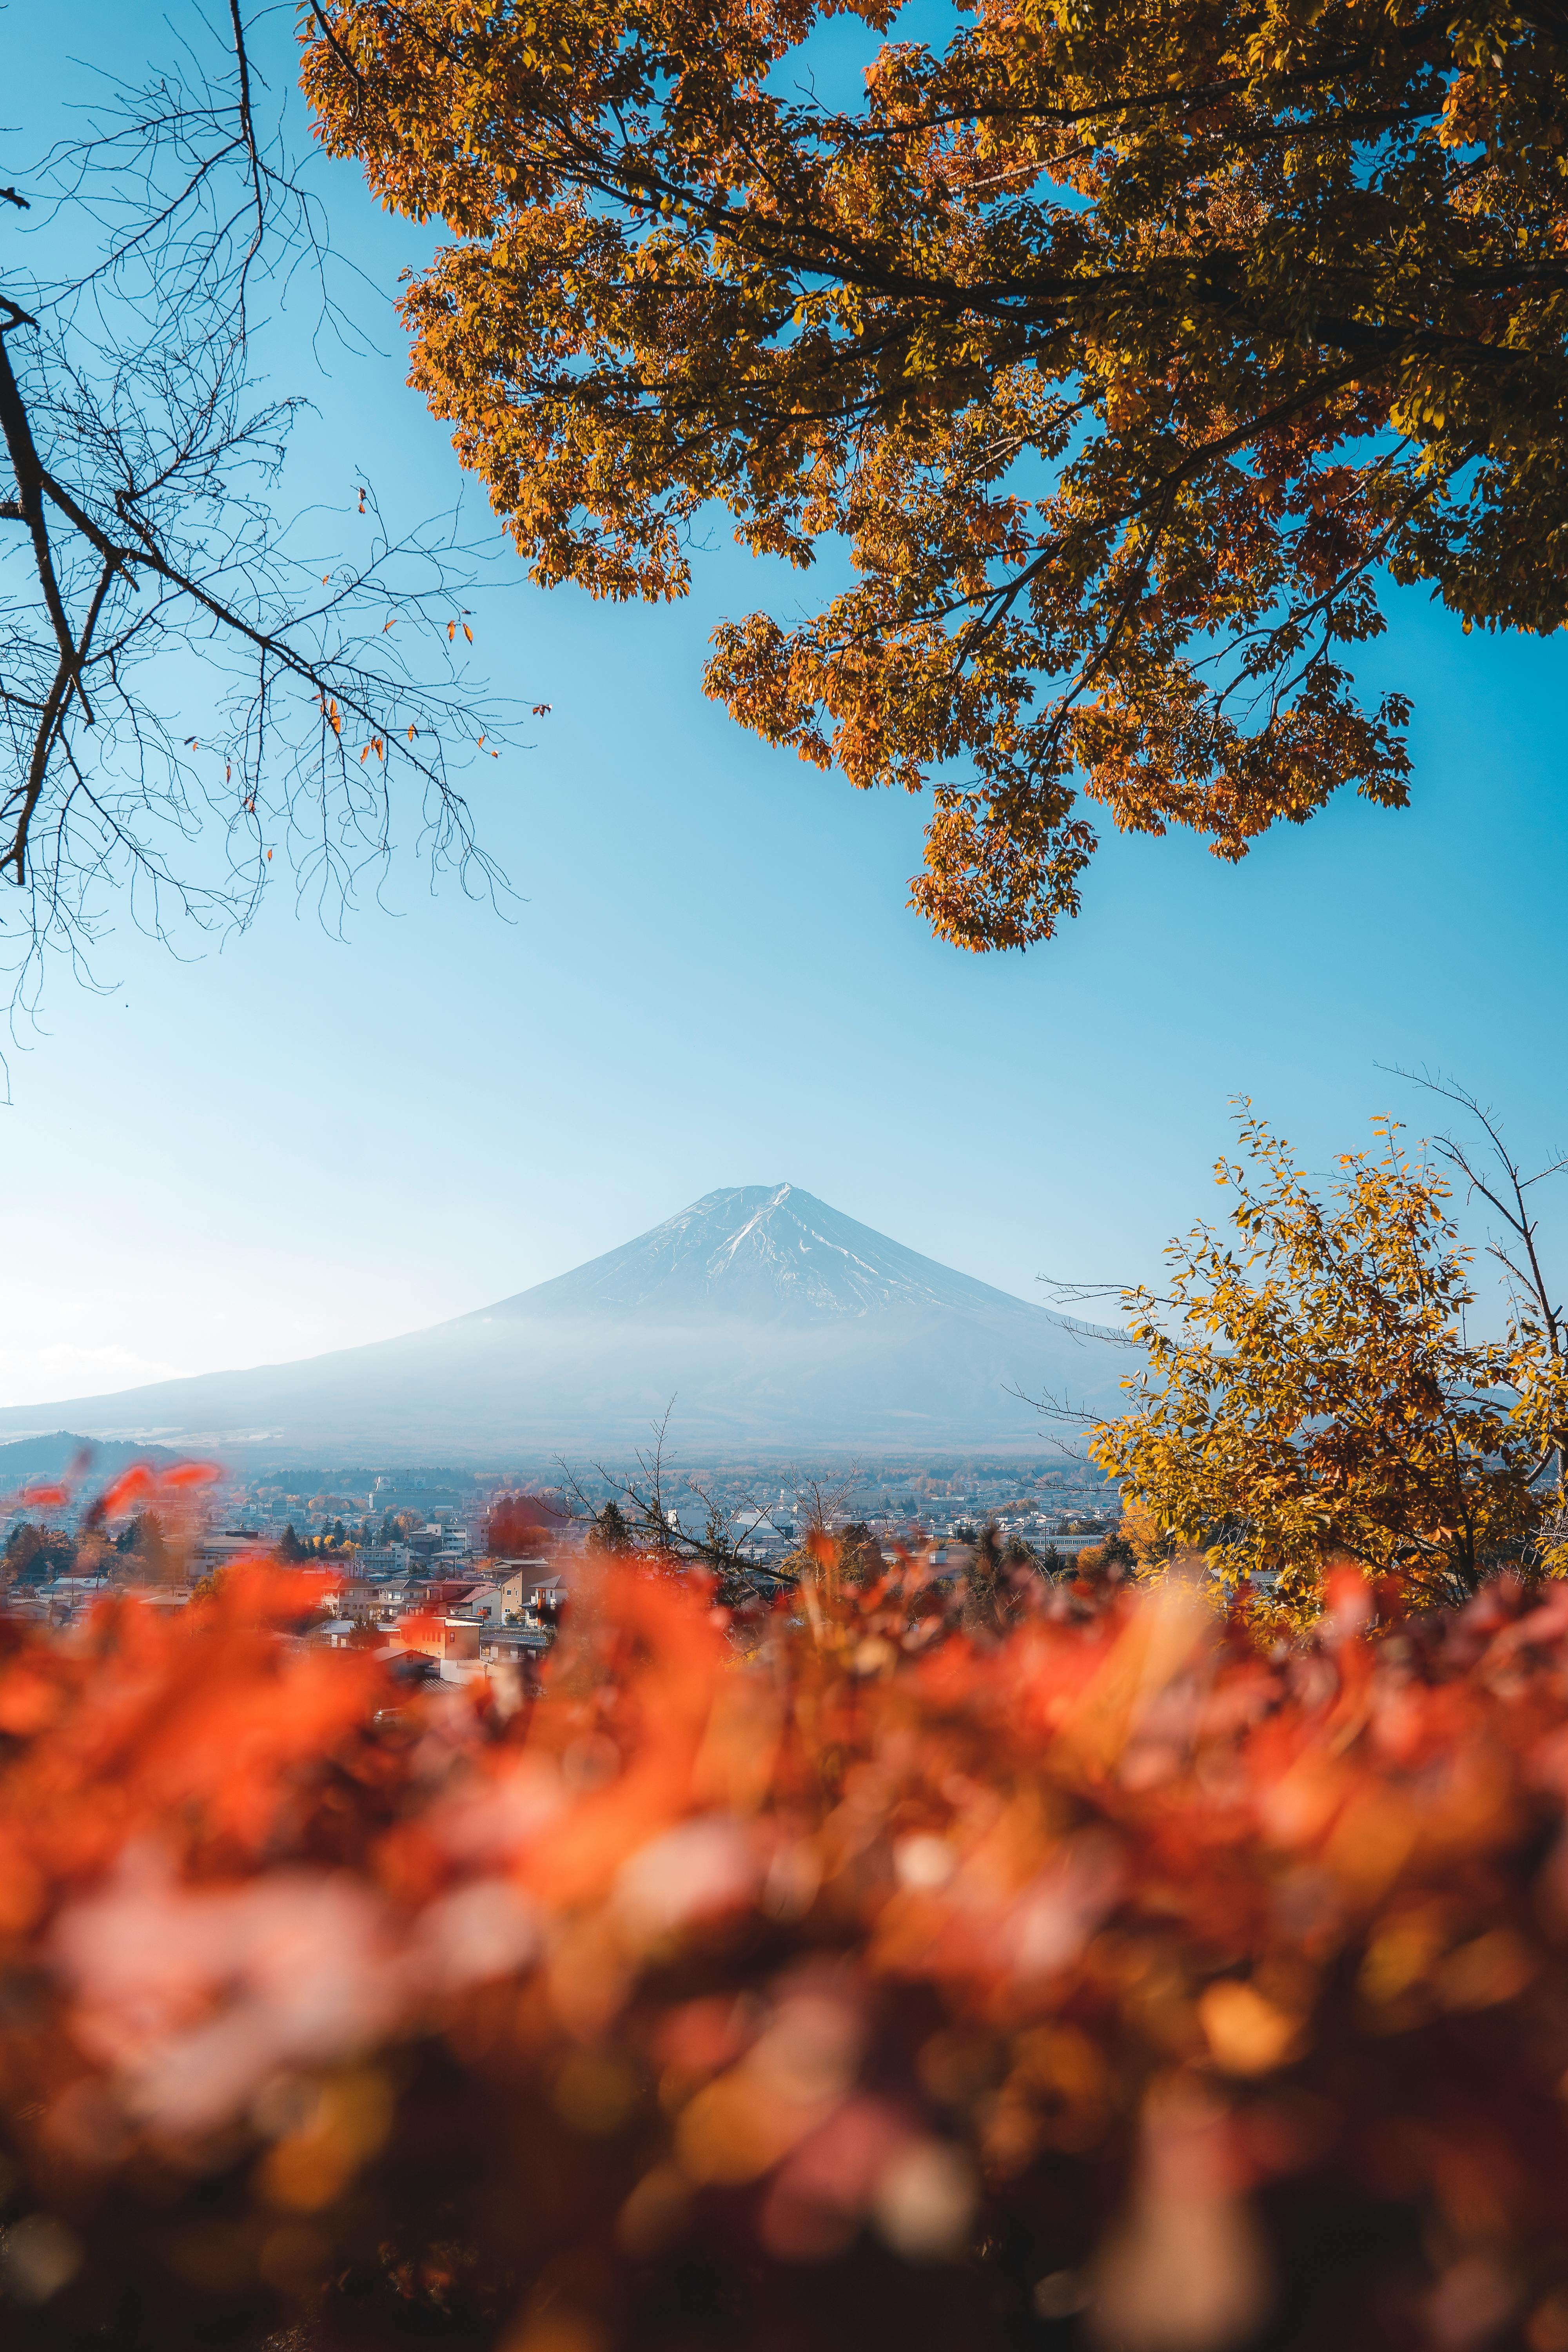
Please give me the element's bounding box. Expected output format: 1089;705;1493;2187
277;1523;308;1564
113;1511;174;1582
586;1500;632;1556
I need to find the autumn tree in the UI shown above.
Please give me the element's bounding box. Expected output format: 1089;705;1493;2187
487;1490;560;1554
0;5;511;1021
1088;1104;1567;1624
1;1520;73;1587
835;1518;882;1583
961;1520;1005;1633
305;0;1568;947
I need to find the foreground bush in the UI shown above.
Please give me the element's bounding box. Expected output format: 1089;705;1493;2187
5;1543;1568;2350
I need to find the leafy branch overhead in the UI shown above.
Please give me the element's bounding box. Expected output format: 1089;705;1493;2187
0;4;513;1019
308;0;1568;945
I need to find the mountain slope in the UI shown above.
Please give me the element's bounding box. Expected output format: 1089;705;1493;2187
481;1184;1080;1323
0;1185;1128;1461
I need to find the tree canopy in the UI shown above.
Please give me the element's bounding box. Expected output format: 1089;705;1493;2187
1;1519;73;1587
1091;1103;1568;1624
306;0;1568;945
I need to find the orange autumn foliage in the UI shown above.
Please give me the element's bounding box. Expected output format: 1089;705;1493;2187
9;1521;1568;2348
485;1492;560;1557
302;2;1568;949
0;1566;387;1926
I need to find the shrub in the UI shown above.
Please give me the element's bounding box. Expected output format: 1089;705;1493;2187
6;1519;1568;2350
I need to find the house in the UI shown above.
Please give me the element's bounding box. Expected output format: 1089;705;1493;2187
309;1614;387;1651
415;1578;481;1611
317;1576;383;1617
372;1576;475;1617
476;1624;552;1706
395;1611;483;1680
453;1583;505;1624
30;1574;111;1624
374;1645;439;1686
525;1573;570;1622
479;1624;552;1661
299;1616;350;1649
188;1528;270;1583
358;1544;409;1578
730;1508;797;1559
486;1558;551;1620
405;1521;470;1564
367;1579;420;1615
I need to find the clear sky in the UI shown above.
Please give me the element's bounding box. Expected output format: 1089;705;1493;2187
2;5;1566;1410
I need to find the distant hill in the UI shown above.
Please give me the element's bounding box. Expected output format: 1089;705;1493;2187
0;1185;1130;1463
0;1432;187;1486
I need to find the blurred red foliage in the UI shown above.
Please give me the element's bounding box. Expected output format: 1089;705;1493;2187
6;1521;1568;2352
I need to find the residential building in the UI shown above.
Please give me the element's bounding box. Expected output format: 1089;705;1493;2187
374;1644;440;1686
395;1611;483;1682
359;1544;410;1578
479;1624;552;1662
31;1574;111;1625
526;1573;570;1622
317;1576;385;1617
189;1528;270;1582
454;1583;505;1624
487;1557;551;1621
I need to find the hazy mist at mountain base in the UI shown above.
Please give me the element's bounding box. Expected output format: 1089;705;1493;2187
0;1186;1128;1462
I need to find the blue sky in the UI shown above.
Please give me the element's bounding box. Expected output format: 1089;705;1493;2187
2;4;1566;1408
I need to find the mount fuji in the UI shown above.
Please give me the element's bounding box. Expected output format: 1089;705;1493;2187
0;1185;1129;1461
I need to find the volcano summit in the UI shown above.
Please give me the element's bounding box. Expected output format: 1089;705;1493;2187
0;1185;1128;1461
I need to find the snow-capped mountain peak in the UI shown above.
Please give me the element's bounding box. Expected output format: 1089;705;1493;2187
485;1183;1036;1324
0;1183;1127;1457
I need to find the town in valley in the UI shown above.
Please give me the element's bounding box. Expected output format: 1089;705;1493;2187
0;1447;1123;1688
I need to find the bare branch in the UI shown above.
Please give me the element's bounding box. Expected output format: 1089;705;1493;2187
0;3;528;1042
554;1406;802;1602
